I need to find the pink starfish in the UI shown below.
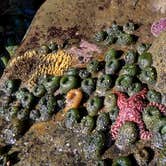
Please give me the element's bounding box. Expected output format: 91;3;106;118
148;102;166;116
110;88;153;140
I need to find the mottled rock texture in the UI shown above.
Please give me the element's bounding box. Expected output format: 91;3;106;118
15;0;165;54
0;0;166;165
149;32;166;103
1;0;166;86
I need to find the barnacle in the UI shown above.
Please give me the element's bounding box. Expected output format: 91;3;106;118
8;50;73;89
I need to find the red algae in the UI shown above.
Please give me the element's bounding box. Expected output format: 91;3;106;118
151;18;166;37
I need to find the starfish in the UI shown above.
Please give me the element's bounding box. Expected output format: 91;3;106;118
110;88;153;140
148;102;166;116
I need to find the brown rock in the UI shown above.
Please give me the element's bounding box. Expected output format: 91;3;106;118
149;32;166;103
0;1;166;164
1;0;165;86
16;0;165;55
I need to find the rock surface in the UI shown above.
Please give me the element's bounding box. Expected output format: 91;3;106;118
149;32;166;103
8;119;91;165
1;0;166;86
0;0;166;165
15;0;165;55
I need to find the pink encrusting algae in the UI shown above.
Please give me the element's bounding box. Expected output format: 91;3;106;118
151;18;166;37
68;39;101;63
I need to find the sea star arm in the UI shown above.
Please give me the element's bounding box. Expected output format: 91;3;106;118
132;115;152;140
148;102;166;116
110;116;124;139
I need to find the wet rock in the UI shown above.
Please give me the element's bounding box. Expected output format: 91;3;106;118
7;120;95;165
149;32;166;103
1;0;165;85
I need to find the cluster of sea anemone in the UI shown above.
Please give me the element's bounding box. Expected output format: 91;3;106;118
0;22;165;165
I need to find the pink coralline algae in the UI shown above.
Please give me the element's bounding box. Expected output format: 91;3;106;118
111;88;152;140
79;40;101;53
68;39;101;63
110;88;166;141
151;18;166;37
